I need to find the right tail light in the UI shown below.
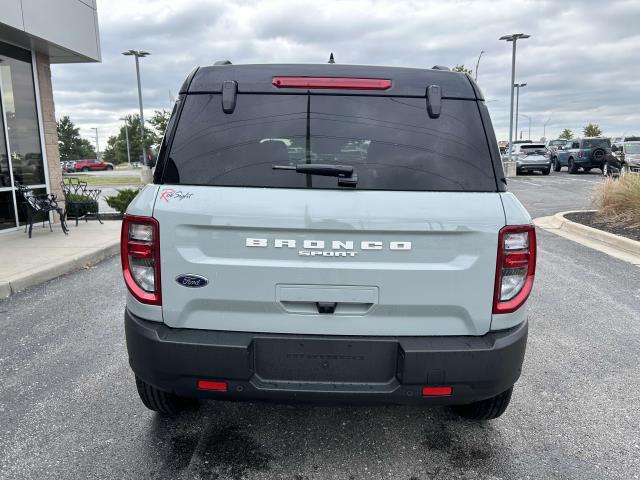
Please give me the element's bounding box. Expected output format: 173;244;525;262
121;214;161;305
493;225;536;314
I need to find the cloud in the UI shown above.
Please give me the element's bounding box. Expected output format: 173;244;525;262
51;0;640;143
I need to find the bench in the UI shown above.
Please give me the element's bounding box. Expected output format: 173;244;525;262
60;178;103;226
16;183;68;238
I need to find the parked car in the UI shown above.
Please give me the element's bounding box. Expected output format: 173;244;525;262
73;159;114;172
612;141;640;175
546;138;570;154
512;143;551;175
552;137;615;174
122;63;535;421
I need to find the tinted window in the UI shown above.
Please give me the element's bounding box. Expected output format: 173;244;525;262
165;94;497;191
0;43;44;186
582;139;610;149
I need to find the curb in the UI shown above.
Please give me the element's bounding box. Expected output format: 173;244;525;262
534;210;640;265
0;241;120;299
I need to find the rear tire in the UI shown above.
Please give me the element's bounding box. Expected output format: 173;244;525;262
568;158;578;174
81;167;89;172
135;376;198;415
583;168;591;172
552;158;561;171
451;387;513;420
106;165;114;171
542;167;551;175
603;162;612;177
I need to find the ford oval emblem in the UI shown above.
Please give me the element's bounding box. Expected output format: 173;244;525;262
175;274;209;288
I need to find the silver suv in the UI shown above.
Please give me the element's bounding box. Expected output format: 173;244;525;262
122;64;535;420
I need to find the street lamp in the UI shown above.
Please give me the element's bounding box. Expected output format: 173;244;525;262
514;82;527;141
119;116;132;165
519;113;531;140
91;127;100;161
499;33;530;160
122;50;150;177
543;117;552;140
475;50;485;82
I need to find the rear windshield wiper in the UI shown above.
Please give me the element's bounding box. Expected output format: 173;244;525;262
273;163;358;187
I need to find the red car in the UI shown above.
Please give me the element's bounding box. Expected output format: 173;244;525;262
73;159;114;172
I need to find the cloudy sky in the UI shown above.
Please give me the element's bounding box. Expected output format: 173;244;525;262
51;0;640;145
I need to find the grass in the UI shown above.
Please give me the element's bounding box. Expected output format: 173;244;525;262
65;175;143;186
594;174;640;227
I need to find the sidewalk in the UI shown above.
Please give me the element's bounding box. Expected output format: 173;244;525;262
0;220;121;298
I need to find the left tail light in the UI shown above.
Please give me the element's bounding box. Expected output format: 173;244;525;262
493;225;536;314
121;214;161;305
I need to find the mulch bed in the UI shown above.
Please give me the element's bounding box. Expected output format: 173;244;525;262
564;211;640;242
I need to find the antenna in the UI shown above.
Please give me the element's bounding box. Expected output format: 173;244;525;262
328;53;335;64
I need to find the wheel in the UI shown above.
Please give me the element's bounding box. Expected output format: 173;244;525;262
542;167;551;175
106;165;114;171
81;167;89;172
135;375;198;414
583;168;591;172
603;162;612;177
552;157;561;172
451;387;513;420
568;158;578;174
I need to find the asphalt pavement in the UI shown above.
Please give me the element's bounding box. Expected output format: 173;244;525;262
1;171;639;480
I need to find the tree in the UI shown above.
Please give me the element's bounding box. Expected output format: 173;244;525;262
452;64;473;75
57;116;96;161
583;123;602;137
102;114;158;164
148;109;171;144
559;128;574;140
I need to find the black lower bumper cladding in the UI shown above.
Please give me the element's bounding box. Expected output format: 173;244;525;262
125;310;527;405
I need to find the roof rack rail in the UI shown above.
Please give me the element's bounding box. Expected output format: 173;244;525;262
214;60;232;65
432;65;451;71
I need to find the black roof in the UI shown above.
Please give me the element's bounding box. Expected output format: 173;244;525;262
181;64;483;99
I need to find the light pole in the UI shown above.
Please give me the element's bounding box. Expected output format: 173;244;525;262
91;127;100;161
543;117;551;140
475;50;485;82
499;33;530;160
519;113;531;140
119;116;131;165
514;82;527;141
122;50;150;179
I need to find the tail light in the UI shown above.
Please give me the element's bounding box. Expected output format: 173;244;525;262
121;214;161;305
544;151;550;158
493;225;536;314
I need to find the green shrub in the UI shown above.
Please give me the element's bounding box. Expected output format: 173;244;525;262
106;188;141;215
66;193;98;218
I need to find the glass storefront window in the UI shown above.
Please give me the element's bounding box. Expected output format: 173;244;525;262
0;42;45;186
0;190;17;229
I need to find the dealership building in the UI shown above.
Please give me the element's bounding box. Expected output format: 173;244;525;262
0;0;100;231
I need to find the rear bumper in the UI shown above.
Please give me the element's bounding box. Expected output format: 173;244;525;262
125;309;528;405
516;161;551;170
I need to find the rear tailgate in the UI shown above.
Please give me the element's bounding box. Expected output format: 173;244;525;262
154;187;505;336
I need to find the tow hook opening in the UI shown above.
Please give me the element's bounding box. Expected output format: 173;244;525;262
316;302;337;314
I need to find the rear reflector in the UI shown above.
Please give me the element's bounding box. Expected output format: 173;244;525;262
422;386;453;397
197;380;228;392
272;77;391;90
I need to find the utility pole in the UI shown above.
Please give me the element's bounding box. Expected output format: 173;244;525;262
514;83;527;141
119;117;131;165
499;33;530;160
91;127;100;161
122;50;150;181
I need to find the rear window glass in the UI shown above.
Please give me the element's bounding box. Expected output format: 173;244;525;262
583;139;610;148
521;144;546;150
164;94;497;191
